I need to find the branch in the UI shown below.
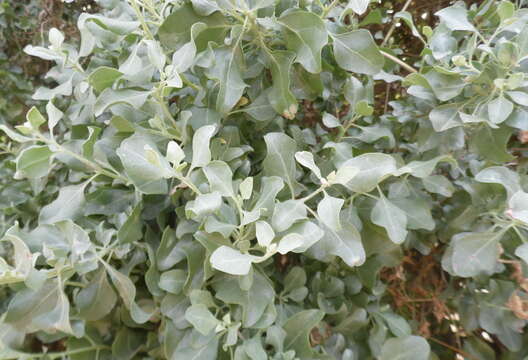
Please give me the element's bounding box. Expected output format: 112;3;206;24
380;50;418;73
382;0;414;46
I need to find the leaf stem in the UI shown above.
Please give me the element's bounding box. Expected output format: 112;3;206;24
180;74;201;91
428;338;479;360
37;134;126;182
380;50;418;73
65;280;86;288
301;184;328;203
321;0;340;18
173;175;202;195
129;0;155;40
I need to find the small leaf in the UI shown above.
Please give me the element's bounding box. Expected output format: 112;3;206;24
488;96;514;124
348;0;370;15
429;104;463;132
210;246;258;275
145;39;166;71
395;11;425;42
371;194;408;244
88;66;123;92
475;166;521;198
422;175;455;197
15;145;53;179
185;304;219;335
94;89;150;116
395;155;455;178
283;310;324;358
76;268;117;321
271;200;307;232
185;192;222;218
26;106;46;129
263;133;298;197
380;336;431;360
166;141;185;166
278;9;328;73
509;191;528;225
191;125;217;170
322;112;340;128
239;177;253;200
159;270;187;294
313;201;365;267
425;71;464;101
206;42;248;115
331;165;360;185
266;50;298;119
39;181;89;224
256;221;275;248
117;203;143;244
203;160;235;197
340;153;397;193
5;279;74;335
317;194;343;230
102;261;153;324
277;233;305;254
331;29;384;75
295;151;322;179
116;134;170;194
447;232;503;277
515;242;528;266
435;4;476;32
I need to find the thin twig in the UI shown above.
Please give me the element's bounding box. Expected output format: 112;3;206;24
384;83;391;113
382;0;414;46
380;50;418;73
321;0;340;18
429;338;479;360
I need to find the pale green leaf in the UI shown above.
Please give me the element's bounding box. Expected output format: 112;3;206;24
331;30;384;75
116;134;170;194
283;310;324;358
348;0;370;15
295;151;322;179
341;153;397;193
371;195;408;244
15;145;52;179
277;233;305;254
263;133;298;197
271;200;307;232
435;5;476;32
159;270;187;294
185;304;219;335
191;125;217;170
509;191;528;225
210;246;258;275
266;50;298;119
203;160;235;197
94;89;150;116
488;96;513;124
380;336;431;360
278;9;328;73
449;232;503;277
256;221;275;248
102;261;153;324
76;268;117;321
39;181;89;224
88;66;123;93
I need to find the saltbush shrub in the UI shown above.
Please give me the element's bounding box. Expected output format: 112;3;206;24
1;0;528;359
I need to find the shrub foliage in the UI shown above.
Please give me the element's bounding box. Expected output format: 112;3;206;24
1;0;528;359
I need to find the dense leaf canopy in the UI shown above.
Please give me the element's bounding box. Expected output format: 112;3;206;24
1;0;528;359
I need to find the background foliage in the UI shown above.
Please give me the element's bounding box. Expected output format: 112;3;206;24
1;0;528;359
